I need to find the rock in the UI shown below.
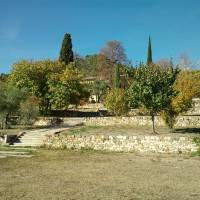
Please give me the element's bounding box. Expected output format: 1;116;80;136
43;134;198;153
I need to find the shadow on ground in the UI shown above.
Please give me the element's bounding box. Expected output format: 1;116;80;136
174;128;200;134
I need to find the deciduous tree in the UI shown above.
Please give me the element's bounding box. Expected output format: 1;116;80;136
128;64;179;133
0;83;26;128
91;80;107;103
97;41;127;87
104;88;129;116
162;70;199;129
19;96;40;125
47;67;83;109
9;60;66;113
75;54;98;77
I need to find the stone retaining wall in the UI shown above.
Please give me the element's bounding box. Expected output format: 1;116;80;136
0;137;4;146
43;135;198;153
85;116;200;127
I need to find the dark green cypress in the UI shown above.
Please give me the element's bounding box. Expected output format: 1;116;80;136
59;33;74;65
114;64;121;88
147;36;153;65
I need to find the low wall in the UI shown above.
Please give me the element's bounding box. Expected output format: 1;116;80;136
0;137;4;146
85;116;200;127
43;135;198;153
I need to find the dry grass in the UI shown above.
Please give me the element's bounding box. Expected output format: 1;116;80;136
63;125;200;138
0;150;200;200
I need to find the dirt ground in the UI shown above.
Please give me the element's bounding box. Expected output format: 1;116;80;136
0;150;200;200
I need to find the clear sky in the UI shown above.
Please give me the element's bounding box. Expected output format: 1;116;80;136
1;0;200;73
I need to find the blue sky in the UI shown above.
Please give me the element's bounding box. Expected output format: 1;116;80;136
1;0;200;73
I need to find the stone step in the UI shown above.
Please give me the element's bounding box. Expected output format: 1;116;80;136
0;147;35;151
21;134;48;136
19;138;45;141
21;135;51;138
12;143;42;147
5;154;33;157
11;127;70;147
13;141;43;144
20;137;45;139
13;143;42;147
19;135;47;138
0;151;30;155
20;137;46;140
19;141;44;144
14;141;43;144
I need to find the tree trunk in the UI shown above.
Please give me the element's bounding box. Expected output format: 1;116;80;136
3;113;9;129
169;116;174;133
151;114;156;134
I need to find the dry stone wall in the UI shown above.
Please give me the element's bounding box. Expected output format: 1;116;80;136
0;138;4;146
85;116;200;127
43;134;198;153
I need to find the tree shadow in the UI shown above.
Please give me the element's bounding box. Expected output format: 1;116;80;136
174;128;200;135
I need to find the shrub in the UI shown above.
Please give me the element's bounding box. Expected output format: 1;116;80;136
104;89;129;116
162;71;199;130
20;96;40;125
193;137;200;156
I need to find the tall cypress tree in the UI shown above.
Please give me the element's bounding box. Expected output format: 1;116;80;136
114;64;121;88
59;33;74;65
147;36;153;65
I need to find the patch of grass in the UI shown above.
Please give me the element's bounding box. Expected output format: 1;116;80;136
192;137;200;156
1;150;200;199
61;124;200;137
62;125;100;135
0;146;34;153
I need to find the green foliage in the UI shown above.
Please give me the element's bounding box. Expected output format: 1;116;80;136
114;64;121;88
147;36;153;65
64;126;99;135
91;80;108;103
0;73;9;82
104;89;129;116
75;54;98;77
128;64;179;133
9;60;66;113
47;67;83;109
161;104;177;130
193;137;200;156
162;70;199;129
59;33;73;65
187;70;200;97
0;82;26;128
19;96;40;125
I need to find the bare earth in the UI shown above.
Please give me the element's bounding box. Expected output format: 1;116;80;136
0;150;200;200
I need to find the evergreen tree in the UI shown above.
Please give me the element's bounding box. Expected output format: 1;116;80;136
114;64;121;88
147;36;153;65
59;33;74;65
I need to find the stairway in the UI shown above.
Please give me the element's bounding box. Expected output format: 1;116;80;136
12;128;69;147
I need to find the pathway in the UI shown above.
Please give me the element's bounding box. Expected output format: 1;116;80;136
12;117;85;147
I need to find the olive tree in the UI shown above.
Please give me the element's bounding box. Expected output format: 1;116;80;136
0;82;26;129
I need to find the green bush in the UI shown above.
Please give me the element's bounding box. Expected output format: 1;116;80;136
20;96;40;125
104;89;129;116
193;137;200;156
